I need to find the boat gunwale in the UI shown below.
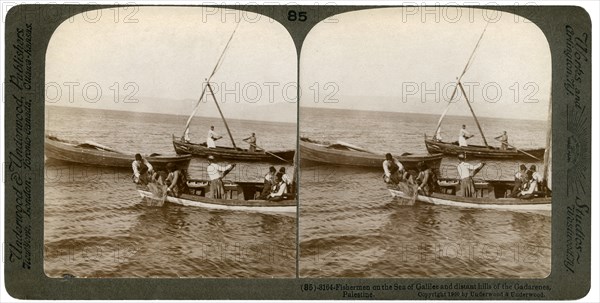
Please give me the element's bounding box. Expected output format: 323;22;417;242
300;137;443;161
388;188;551;208
138;190;297;213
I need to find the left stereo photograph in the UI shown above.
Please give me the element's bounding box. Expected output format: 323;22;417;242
43;7;298;278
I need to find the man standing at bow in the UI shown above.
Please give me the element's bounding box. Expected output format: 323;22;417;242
458;124;474;147
207;126;222;148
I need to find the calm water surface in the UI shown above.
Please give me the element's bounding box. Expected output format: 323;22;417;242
299;107;551;278
44;106;296;278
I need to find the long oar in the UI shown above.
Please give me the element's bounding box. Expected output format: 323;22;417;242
493;138;541;161
246;141;292;164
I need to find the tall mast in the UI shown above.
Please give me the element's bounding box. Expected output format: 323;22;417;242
433;22;489;137
182;22;241;138
207;82;237;149
459;82;489;147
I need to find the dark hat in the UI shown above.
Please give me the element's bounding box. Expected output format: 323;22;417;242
135;153;142;161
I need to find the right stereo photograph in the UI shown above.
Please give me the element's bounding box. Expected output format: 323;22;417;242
298;7;552;278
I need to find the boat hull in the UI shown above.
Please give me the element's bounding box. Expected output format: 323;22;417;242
300;138;443;173
45;136;192;171
424;138;545;160
388;188;551;211
172;135;295;162
138;190;296;214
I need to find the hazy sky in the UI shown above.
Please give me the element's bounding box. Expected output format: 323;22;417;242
46;7;297;123
300;7;552;121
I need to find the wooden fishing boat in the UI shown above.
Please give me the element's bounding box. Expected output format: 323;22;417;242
138;179;296;214
45;135;192;171
389;179;551;211
300;137;443;173
173;135;295;162
424;135;546;160
172;25;294;163
425;24;544;161
391;25;552;212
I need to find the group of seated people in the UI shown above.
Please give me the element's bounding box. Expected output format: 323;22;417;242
259;166;292;201
511;164;545;198
133;153;292;201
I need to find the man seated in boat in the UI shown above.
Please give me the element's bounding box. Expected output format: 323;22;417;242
510;164;528;197
494;131;509;150
383;153;408;185
518;170;538;199
259;167;277;199
164;163;189;198
132;153;154;185
279;167;292;191
416;161;438;196
458;125;474;147
529;165;543;191
243;133;257;152
207;126;223;148
456;153;484;197
207;155;235;199
267;172;287;201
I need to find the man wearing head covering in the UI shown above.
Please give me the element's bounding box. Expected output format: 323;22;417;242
511;164;528;197
207;126;222;148
529;165;543;191
494;131;509;150
207;155;235;199
132;153;153;185
259;166;277;199
383;153;406;185
267;172;288;201
243;133;257;152
458;125;474;147
456;153;484;197
279;167;291;190
518;170;538;198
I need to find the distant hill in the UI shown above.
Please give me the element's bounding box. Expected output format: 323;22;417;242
47;96;297;123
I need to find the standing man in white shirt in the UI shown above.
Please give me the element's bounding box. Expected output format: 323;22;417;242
458;124;474;147
207;155;235;199
456;153;484;197
207;125;222;148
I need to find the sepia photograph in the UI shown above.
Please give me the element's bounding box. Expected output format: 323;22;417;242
2;2;595;300
43;7;297;278
299;7;552;278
